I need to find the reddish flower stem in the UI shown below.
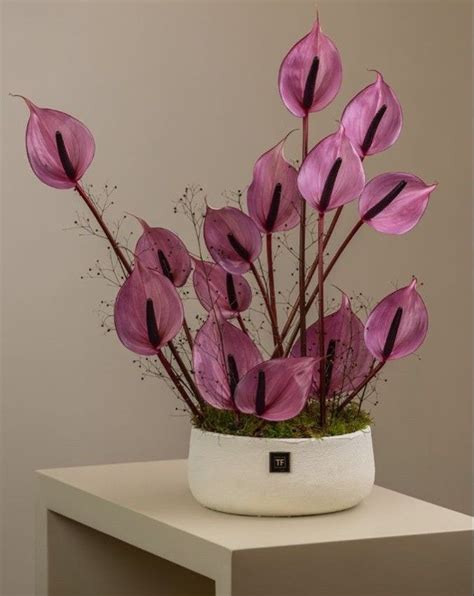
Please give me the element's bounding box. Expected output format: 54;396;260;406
335;361;385;415
157;350;203;419
237;313;249;335
168;342;203;405
275;205;343;355
298;115;309;355
284;218;364;356
317;214;326;427
266;233;281;355
250;262;282;354
75;183;132;276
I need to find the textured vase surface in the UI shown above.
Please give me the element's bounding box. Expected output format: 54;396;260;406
188;426;375;516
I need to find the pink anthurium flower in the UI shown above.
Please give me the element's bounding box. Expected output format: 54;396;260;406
203;206;262;274
297;125;365;213
134;217;191;287
341;71;402;157
278;18;342;118
291;293;372;396
364;279;428;362
114;259;183;356
15;95;95;189
193;313;262;410
192;259;252;318
247;134;300;234
359;172;437;235
234;358;316;421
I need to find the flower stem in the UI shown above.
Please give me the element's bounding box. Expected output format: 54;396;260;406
317;214;326;428
336;361;385;415
298;115;309;355
237;313;249;335
283;218;364;356
250;262;282;354
74;183;132;276
157;350;203;419
266;233;281;355
168;341;203;405
276;205;343;354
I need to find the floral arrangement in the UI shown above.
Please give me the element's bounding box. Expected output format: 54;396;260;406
14;17;436;437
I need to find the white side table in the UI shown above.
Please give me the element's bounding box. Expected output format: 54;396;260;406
36;459;472;595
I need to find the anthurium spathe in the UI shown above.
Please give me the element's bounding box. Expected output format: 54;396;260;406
341;72;402;157
359;172;437;235
278;18;342;118
203;206;262;274
16;96;95;189
297;125;365;213
192;259;252;318
364;279;428;362
291;293;373;396
193;313;262;410
134;217;191;287
247;135;300;234
234;358;316;421
114;259;183;355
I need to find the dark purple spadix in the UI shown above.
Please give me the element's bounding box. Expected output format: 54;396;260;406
55;131;76;180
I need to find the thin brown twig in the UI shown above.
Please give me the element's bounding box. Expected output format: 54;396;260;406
157;351;202;419
168;341;203;405
182;317;194;350
75;183;132;276
336;361;385;415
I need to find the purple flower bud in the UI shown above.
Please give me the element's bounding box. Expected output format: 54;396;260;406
234;358;316;421
278;18;342;117
134;217;191;286
298;125;365;213
341;71;402;157
247;134;300;233
192;259;252;319
291;293;372;397
114;260;183;355
359;172;437;235
193;313;262;410
203;206;262;274
364;279;428;362
16;96;95;189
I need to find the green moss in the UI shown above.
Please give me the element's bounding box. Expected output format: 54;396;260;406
193;402;372;439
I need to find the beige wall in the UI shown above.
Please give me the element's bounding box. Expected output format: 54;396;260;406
1;1;472;594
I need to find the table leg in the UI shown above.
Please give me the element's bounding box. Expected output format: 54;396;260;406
37;511;215;596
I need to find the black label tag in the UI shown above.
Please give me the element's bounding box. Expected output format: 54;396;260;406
269;452;290;473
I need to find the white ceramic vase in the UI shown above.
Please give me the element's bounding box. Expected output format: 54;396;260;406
187;426;375;516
